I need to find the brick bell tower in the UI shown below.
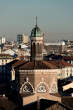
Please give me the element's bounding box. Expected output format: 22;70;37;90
30;17;43;61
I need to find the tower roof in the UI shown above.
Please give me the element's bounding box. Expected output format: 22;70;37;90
31;26;42;37
30;17;43;37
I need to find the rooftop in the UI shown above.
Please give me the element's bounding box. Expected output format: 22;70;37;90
18;61;58;70
48;60;73;68
11;60;73;70
0;54;13;58
13;60;26;68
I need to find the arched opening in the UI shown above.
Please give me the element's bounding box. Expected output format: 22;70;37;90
37;43;42;54
32;42;36;57
23;83;33;93
37;82;48;93
49;83;58;93
20;82;34;94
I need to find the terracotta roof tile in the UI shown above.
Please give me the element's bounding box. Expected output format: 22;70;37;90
13;60;26;68
18;61;58;70
48;60;73;68
11;59;73;70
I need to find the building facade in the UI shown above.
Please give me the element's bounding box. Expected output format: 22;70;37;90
8;21;73;105
44;41;66;54
0;54;14;82
17;34;28;44
0;37;6;45
12;23;58;96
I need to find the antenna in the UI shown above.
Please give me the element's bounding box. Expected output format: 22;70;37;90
36;16;37;27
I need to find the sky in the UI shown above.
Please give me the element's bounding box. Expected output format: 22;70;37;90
0;0;73;41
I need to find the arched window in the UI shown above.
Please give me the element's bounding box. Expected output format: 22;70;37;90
32;43;36;56
20;82;34;93
49;83;57;93
37;43;42;54
37;83;47;93
23;83;33;93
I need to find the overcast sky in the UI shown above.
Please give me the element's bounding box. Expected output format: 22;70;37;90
0;0;73;41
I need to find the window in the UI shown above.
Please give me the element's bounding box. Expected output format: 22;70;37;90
32;43;36;56
2;60;4;65
6;60;7;63
66;69;68;77
58;73;60;76
22;83;33;93
37;43;42;54
37;84;47;93
70;73;72;77
49;83;57;93
70;69;72;74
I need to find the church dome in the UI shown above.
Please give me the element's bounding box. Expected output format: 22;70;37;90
31;25;43;37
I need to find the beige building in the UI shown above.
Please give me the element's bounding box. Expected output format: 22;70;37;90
11;23;60;105
0;54;14;66
23;34;28;44
15;63;58;94
17;34;28;44
11;21;73;105
58;66;73;80
44;41;66;54
0;36;6;44
48;60;73;80
0;54;14;81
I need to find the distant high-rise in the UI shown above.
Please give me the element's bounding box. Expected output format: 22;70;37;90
0;37;6;45
17;34;28;44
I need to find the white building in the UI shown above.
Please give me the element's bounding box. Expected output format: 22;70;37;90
44;41;65;46
0;37;6;45
3;49;16;56
44;41;66;53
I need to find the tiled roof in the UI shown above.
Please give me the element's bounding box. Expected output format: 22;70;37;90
18;61;58;70
11;60;73;70
48;60;73;68
13;60;26;68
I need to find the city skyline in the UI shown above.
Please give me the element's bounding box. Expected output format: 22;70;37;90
0;0;73;41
